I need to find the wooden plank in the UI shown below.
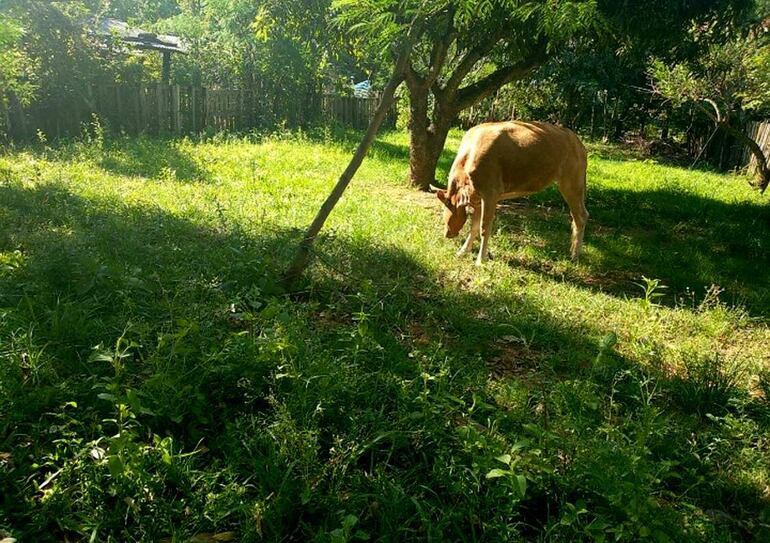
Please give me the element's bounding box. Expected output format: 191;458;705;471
157;82;165;134
115;86;123;130
171;85;181;135
140;85;147;134
192;87;198;132
4;81;418;140
238;89;243;128
1;100;9;138
745;121;770;174
201;87;206;130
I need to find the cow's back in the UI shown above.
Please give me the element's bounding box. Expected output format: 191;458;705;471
454;121;586;198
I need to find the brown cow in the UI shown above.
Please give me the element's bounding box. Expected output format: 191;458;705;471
434;121;588;265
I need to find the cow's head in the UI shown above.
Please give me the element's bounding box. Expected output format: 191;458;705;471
433;183;470;239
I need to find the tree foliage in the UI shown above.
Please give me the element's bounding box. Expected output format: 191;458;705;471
649;9;770;191
332;0;751;187
649;38;770;121
0;15;36;106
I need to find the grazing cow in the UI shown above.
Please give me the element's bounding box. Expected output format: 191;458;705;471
434;121;588;265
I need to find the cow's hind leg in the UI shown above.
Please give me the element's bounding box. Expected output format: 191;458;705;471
457;207;481;256
476;196;497;266
557;175;588;261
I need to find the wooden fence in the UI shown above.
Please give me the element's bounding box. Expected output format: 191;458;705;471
320;94;392;130
1;84;394;141
741;121;770;174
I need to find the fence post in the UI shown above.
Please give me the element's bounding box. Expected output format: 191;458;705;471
138;86;147;134
202;87;208;131
239;89;244;129
115;86;123;131
191;87;197;132
171;85;181;135
131;86;139;135
1;99;9;139
4;82;411;140
156;82;164;134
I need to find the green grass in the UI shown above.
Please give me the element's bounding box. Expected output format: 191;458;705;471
1;127;769;542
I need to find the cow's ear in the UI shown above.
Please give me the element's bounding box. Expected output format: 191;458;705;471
436;190;453;210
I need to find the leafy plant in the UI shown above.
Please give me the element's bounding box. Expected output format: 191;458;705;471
633;276;668;311
668;354;746;417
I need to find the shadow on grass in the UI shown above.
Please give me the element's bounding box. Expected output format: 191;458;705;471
499;184;769;316
97;137;208;182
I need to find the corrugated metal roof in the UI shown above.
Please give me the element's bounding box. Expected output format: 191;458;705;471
95;18;188;54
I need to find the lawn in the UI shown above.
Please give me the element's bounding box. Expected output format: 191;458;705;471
1;128;769;542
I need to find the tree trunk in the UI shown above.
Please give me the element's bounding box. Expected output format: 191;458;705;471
404;45;545;190
282;50;410;287
661;114;669;142
407;87;432;187
409;125;452;190
407;87;453;190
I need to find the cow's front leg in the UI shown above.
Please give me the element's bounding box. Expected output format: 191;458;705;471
457;207;480;256
476;197;497;266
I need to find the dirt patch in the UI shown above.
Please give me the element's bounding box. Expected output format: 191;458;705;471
487;337;546;384
403;322;432;346
373;182;438;209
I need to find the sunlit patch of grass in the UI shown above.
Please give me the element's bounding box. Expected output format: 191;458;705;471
0;129;768;542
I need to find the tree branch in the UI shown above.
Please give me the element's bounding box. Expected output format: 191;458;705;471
281;23;424;286
444;30;508;94
702;98;722;124
453;56;543;113
425;30;454;87
404;63;426;90
405;15;455;92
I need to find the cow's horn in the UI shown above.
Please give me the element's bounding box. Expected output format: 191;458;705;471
428;184;443;193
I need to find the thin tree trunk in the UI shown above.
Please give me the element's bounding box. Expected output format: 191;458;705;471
282;51;410;286
661;114;669;142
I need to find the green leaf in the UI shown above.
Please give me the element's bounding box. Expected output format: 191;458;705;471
107;455;124;478
495;454;512;465
486;468;509;479
511;439;528;452
300;486;312;505
342;514;358;530
512;474;527;498
125;389;142;413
